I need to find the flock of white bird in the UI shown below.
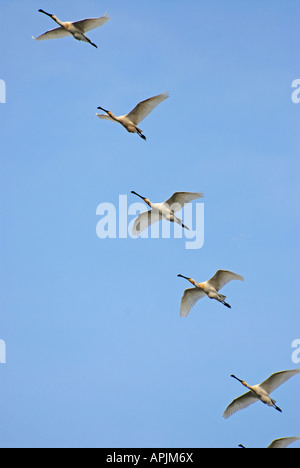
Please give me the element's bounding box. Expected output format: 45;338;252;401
33;9;299;448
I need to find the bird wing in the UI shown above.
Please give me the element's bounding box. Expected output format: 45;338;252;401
34;27;72;41
96;113;115;122
179;288;206;318
223;391;258;419
207;270;244;292
126;92;169;125
164;192;203;213
72;15;110;33
267;437;300;449
132;210;162;237
259;369;300;394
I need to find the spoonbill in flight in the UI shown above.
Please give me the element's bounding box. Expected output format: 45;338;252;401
178;270;244;317
97;92;169;140
239;436;300;449
34;9;110;48
223;368;300;419
131;191;203;236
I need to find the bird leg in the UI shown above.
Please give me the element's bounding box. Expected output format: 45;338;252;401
136;129;146;141
87;38;98;48
273;402;282;413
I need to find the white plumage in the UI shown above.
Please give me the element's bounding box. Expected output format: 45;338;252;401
131;191;203;236
33;10;110;48
178;270;244;317
239;436;300;449
97;92;169;140
223;369;300;419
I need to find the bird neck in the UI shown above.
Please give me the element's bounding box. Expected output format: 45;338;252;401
107;111;118;122
242;381;251;389
51;15;64;27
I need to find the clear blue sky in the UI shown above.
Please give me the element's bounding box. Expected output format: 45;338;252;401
1;0;299;448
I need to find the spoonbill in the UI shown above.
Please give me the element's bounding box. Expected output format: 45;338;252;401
178;270;244;317
223;368;300;419
34;9;110;48
96;92;169;140
131;191;203;235
239;436;300;449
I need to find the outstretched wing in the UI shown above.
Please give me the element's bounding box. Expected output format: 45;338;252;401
96;113;115;122
164;192;203;213
34;27;72;41
179;288;206;318
259;369;300;394
223;392;258;419
267;436;300;449
132;210;162;237
73;15;110;33
126;92;169;125
207;270;244;292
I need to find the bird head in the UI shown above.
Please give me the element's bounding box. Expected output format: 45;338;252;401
131;191;151;207
177;275;195;286
39;9;55;18
97;106;110;114
231;375;248;387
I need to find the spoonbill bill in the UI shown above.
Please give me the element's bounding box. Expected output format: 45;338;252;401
223;369;300;419
34;9;110;48
239;436;300;449
96;92;169;140
131;191;203;236
178;270;244;317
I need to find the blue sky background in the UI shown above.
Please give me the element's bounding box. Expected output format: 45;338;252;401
1;0;299;448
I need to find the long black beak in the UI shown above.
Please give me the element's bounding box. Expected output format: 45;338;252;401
131;191;146;201
231;375;244;384
39;9;53;17
238;444;246;449
177;274;190;281
97;106;109;113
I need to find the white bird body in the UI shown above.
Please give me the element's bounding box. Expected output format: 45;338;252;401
131;191;203;235
34;10;110;48
178;270;244;317
97;92;169;140
223;369;300;419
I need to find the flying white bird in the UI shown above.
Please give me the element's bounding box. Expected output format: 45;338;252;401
130;191;203;235
96;92;169;140
223;369;300;419
239;436;300;449
33;9;110;48
178;270;244;317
